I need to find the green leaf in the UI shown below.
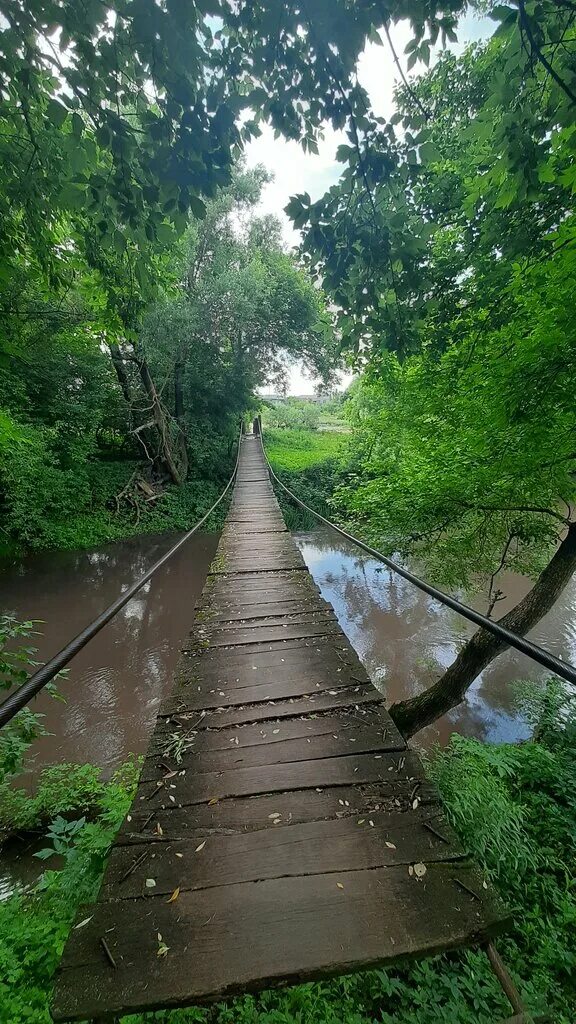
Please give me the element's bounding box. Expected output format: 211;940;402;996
58;184;85;210
113;230;126;255
46;98;68;129
419;141;441;163
189;196;207;219
156;222;174;243
71;112;84;139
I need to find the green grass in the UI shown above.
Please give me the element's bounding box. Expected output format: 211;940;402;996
264;427;346;472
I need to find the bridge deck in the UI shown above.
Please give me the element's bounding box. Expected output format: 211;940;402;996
52;435;509;1021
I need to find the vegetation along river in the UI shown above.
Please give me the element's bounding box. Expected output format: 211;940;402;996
2;526;576;781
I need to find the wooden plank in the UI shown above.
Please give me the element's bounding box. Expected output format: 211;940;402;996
152;706;399;751
142;720;405;777
164;680;369;712
195;610;337;630
178;637;369;673
203;585;320;607
196;599;331;621
117;789;442;844
137;749;426;805
52;865;509;1021
205;571;314;595
181;631;367;661
160;686;386;725
103;809;466;899
211;556;306;573
187;620;345;649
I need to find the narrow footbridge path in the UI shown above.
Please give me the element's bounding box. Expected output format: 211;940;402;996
53;435;508;1021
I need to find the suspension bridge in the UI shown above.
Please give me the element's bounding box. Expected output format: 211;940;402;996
2;428;568;1021
45;433;512;1022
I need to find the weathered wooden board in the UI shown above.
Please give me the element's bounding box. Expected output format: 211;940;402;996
138;748;428;804
141;722;405;778
197;598;331;621
103;810;466;899
151;705;401;751
54;865;508;1021
188;620;345;649
52;434;510;1022
195;610;338;631
160;685;386;725
117;789;443;844
165;675;371;713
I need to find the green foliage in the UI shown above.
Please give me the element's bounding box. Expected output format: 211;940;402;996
335;229;576;593
264;400;322;431
0;164;335;553
428;686;576;1017
264;428;346;473
0;760;139;1024
0;0;465;297
0;615;50;785
262;427;348;529
293;9;576;361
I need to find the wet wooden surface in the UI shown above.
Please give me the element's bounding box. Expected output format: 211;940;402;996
52;435;510;1021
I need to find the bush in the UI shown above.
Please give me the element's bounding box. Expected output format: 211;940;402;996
0;760;139;1024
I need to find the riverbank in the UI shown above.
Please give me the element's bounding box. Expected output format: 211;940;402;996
0;470;229;564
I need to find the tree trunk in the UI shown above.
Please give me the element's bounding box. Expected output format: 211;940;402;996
136;350;183;486
109;343;132;406
173;357;189;480
174;358;185;422
389;522;576;739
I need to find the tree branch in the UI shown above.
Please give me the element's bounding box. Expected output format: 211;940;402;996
455;500;570;525
518;0;576;106
381;20;431;121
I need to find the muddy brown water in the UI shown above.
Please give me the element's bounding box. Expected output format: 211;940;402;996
0;532;219;777
2;525;576;772
295;529;576;747
2;525;576;897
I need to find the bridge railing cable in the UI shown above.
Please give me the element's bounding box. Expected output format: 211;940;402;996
0;434;242;730
261;437;576;689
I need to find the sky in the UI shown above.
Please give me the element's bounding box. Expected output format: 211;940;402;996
246;10;491;395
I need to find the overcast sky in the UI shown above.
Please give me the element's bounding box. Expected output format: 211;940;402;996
247;10;491;395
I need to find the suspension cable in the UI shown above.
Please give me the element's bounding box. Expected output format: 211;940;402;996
261;437;576;688
0;434;242;730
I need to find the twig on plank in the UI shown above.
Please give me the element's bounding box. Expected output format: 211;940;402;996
118;851;148;884
423;820;449;843
452;877;481;901
100;936;117;969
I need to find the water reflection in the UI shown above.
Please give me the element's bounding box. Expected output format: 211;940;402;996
294;528;576;749
0;532;219;777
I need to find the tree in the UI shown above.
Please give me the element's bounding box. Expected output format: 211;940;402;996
0;0;477;296
289;5;576;360
331;34;576;737
137;166;337;479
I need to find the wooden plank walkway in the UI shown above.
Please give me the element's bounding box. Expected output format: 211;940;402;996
52;435;509;1021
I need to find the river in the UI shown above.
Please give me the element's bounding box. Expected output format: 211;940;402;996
2;526;576;776
2;525;576;898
